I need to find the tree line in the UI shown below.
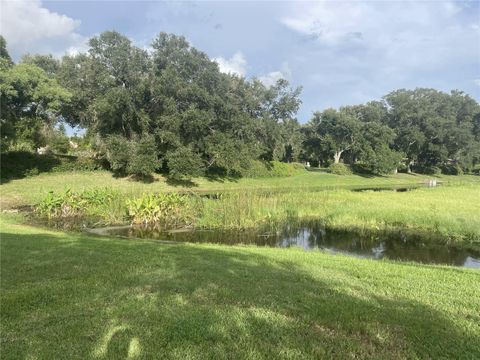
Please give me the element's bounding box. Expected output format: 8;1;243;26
1;31;479;178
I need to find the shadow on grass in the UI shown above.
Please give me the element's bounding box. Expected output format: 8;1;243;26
1;231;479;359
165;177;198;188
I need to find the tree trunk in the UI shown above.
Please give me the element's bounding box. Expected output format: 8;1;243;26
407;160;414;173
333;150;344;164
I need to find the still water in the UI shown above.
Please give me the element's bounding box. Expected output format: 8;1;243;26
96;222;479;269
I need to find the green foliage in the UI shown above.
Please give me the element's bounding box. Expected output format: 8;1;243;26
0;63;71;151
127;135;160;177
441;164;464;176
105;135;132;174
105;135;159;177
329;163;352;175
166;147;205;179
126;193;196;227
241;160;305;178
35;188;123;225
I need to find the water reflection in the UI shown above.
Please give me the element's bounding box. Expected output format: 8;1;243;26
101;222;479;269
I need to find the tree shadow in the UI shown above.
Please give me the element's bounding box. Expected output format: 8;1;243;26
1;231;479;359
204;173;240;183
165;176;198;188
0;151;62;184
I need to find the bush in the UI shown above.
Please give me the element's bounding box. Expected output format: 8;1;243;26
127;136;160;177
105;135;160;177
241;160;305;178
166;147;205;179
414;165;442;175
472;164;480;175
329;163;352;175
441;164;464;175
105;135;131;174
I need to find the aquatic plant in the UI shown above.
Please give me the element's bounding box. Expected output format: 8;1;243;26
126;193;196;228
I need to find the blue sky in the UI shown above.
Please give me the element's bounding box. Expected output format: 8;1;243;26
2;0;480;123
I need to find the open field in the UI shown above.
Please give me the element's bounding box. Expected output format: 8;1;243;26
1;214;479;359
1;169;479;209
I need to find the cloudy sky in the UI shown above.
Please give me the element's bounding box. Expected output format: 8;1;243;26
1;0;479;122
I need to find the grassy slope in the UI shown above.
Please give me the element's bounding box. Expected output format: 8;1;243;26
2;170;479;208
1;214;479;359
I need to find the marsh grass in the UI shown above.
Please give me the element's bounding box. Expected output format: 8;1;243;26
33;184;480;245
195;185;480;244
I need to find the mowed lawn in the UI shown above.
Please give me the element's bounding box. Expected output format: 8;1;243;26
1;215;479;359
2;170;479;208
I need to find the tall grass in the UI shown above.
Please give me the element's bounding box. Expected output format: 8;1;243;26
195;185;480;243
34;184;480;244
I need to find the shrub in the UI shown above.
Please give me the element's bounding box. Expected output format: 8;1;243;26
472;164;480;175
166;147;205;179
329;163;352;175
105;135;131;174
414;165;442;175
127;136;160;177
441;164;464;175
241;160;305;178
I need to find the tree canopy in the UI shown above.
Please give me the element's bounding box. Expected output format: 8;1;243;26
1;31;479;177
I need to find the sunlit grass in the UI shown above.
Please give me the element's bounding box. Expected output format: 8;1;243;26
2;169;478;208
1;215;479;359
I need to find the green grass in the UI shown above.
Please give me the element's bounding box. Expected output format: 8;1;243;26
1;214;479;359
2;169;479;208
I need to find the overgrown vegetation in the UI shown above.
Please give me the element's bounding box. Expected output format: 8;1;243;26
33;184;480;246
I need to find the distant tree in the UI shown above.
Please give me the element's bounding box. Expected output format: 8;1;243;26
0;35;13;66
309;108;362;164
0;63;71;151
21;54;60;77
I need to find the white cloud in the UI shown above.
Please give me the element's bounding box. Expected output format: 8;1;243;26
259;71;284;87
213;51;247;76
280;1;479;70
259;62;291;87
0;0;87;59
474;79;480;87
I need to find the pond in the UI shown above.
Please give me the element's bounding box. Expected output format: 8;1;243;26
90;221;479;269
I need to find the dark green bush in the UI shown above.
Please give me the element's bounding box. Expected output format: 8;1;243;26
241;160;305;178
441;164;464;175
127;136;160;177
414;165;442;175
472;164;480;175
105;135;131;174
166;147;205;179
329;163;352;175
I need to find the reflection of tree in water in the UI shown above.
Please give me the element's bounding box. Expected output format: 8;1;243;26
109;222;480;268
